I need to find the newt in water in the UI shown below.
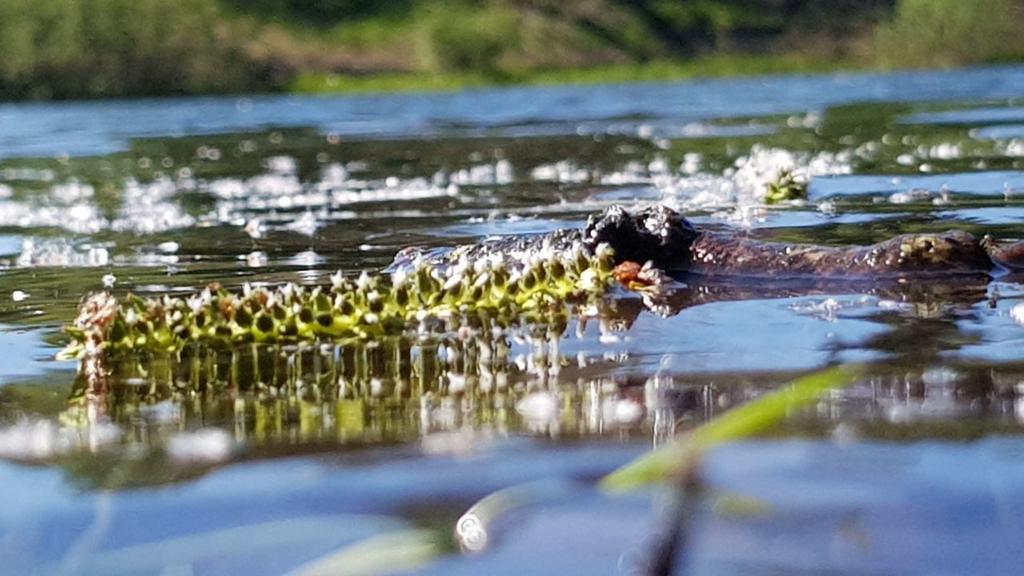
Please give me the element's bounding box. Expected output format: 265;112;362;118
404;204;1024;279
61;205;1024;359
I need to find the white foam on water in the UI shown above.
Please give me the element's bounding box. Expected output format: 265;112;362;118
1;167;55;182
450;160;514;186
0;174;193;235
0;143;851;239
111;178;195;234
15;238;109;267
264;155;298;175
0;200;105;234
530;160;592;183
659;146;853;223
328;179;458;205
204;164;462;232
789;296;881;322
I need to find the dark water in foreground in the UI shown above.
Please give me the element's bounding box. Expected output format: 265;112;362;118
5;66;1024;574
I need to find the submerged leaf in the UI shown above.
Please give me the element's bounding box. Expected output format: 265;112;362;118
292;529;443;576
601;364;863;492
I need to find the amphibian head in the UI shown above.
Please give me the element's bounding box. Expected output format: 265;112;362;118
583;205;698;269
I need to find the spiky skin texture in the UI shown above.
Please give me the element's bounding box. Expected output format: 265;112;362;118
60;246;617;360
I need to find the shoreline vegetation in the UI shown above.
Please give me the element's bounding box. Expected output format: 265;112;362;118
289;53;845;94
1;0;1023;101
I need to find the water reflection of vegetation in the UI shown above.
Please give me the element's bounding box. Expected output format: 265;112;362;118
47;305;1024;491
66;328;643;448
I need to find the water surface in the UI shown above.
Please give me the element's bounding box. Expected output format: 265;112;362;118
4;66;1024;575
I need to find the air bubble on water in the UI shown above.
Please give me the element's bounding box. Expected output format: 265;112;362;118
288;250;322;267
450;161;514;186
264;155;297;174
888;189;932;204
2;167;54;182
111;178;195;234
244;218;265;239
16;238;109;267
166;429;233;464
929;142;961;160
680;152;702;175
647;157;670;175
602;397;644;425
321;163;348;186
245;251;268;267
285;211;320;237
531;160;590;183
1011;302;1024;327
516;391;559;423
790;297;848;322
52;181;94;203
346;160;369;172
132;252;179;266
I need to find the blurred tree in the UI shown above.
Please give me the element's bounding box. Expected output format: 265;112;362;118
875;0;1024;68
0;0;262;99
221;0;414;23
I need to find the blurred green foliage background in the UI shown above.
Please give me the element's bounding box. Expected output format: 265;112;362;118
1;0;1022;100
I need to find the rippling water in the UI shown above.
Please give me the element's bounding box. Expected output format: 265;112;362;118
5;66;1024;575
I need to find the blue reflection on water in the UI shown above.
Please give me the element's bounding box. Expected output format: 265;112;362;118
5;66;1024;159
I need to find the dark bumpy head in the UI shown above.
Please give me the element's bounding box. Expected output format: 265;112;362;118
583;205;699;270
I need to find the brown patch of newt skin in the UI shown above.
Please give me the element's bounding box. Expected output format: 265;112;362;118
687;230;995;278
613;260;670;291
613;261;643;285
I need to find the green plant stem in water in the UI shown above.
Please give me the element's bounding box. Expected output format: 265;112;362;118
601;363;864;492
